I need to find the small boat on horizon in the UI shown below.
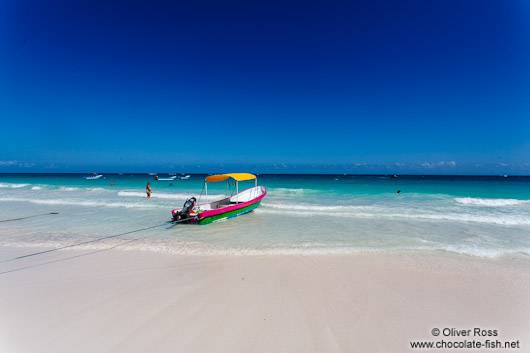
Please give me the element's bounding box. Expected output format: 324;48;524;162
172;173;266;225
85;172;103;180
156;175;177;181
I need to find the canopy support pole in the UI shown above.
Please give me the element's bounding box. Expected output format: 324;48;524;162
205;182;208;198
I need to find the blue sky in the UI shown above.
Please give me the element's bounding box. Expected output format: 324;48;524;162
1;0;529;174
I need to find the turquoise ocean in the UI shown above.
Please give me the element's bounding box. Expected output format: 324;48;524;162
1;174;529;258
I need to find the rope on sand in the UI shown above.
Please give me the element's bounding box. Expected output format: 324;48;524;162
0;216;194;264
0;212;60;223
0;222;169;264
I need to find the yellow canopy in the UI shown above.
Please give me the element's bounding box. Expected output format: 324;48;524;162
205;173;257;182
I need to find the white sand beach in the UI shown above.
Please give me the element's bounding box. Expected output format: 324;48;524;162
1;247;529;353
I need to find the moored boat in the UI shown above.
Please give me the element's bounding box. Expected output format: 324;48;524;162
156;175;177;181
172;173;266;224
85;172;103;180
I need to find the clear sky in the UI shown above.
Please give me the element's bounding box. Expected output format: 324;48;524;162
1;0;529;174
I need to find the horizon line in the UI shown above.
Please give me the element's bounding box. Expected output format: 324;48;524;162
0;172;528;177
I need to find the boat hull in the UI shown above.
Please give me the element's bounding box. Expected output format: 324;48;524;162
172;186;266;225
197;199;263;224
196;187;266;224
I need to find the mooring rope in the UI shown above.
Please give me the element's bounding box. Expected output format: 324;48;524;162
0;238;139;275
0;212;60;223
0;222;170;264
0;213;196;264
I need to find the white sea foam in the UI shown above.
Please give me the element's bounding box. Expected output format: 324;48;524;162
0;183;29;188
270;188;308;195
24;185;102;192
58;186;79;191
409;213;530;226
455;197;530;207
0;197;161;209
118;191;186;199
435;245;530;258
262;202;373;211
118;191;226;201
3;239;527;259
256;207;530;226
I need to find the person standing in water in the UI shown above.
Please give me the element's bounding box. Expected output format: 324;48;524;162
146;182;151;198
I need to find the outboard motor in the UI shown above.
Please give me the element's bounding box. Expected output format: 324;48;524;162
173;197;196;223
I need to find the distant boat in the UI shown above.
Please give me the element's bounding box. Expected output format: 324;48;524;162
85;172;103;180
179;175;190;180
156;175;177;181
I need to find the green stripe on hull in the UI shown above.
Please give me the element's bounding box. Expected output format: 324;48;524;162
198;200;261;225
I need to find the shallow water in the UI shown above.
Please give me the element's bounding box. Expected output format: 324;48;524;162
1;173;529;258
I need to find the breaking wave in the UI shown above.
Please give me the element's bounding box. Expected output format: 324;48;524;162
263;202;373;211
0;183;29;188
258;204;530;226
0;184;108;192
58;186;80;191
455;197;530;207
0;197;160;209
117;191;226;201
269;188;319;195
